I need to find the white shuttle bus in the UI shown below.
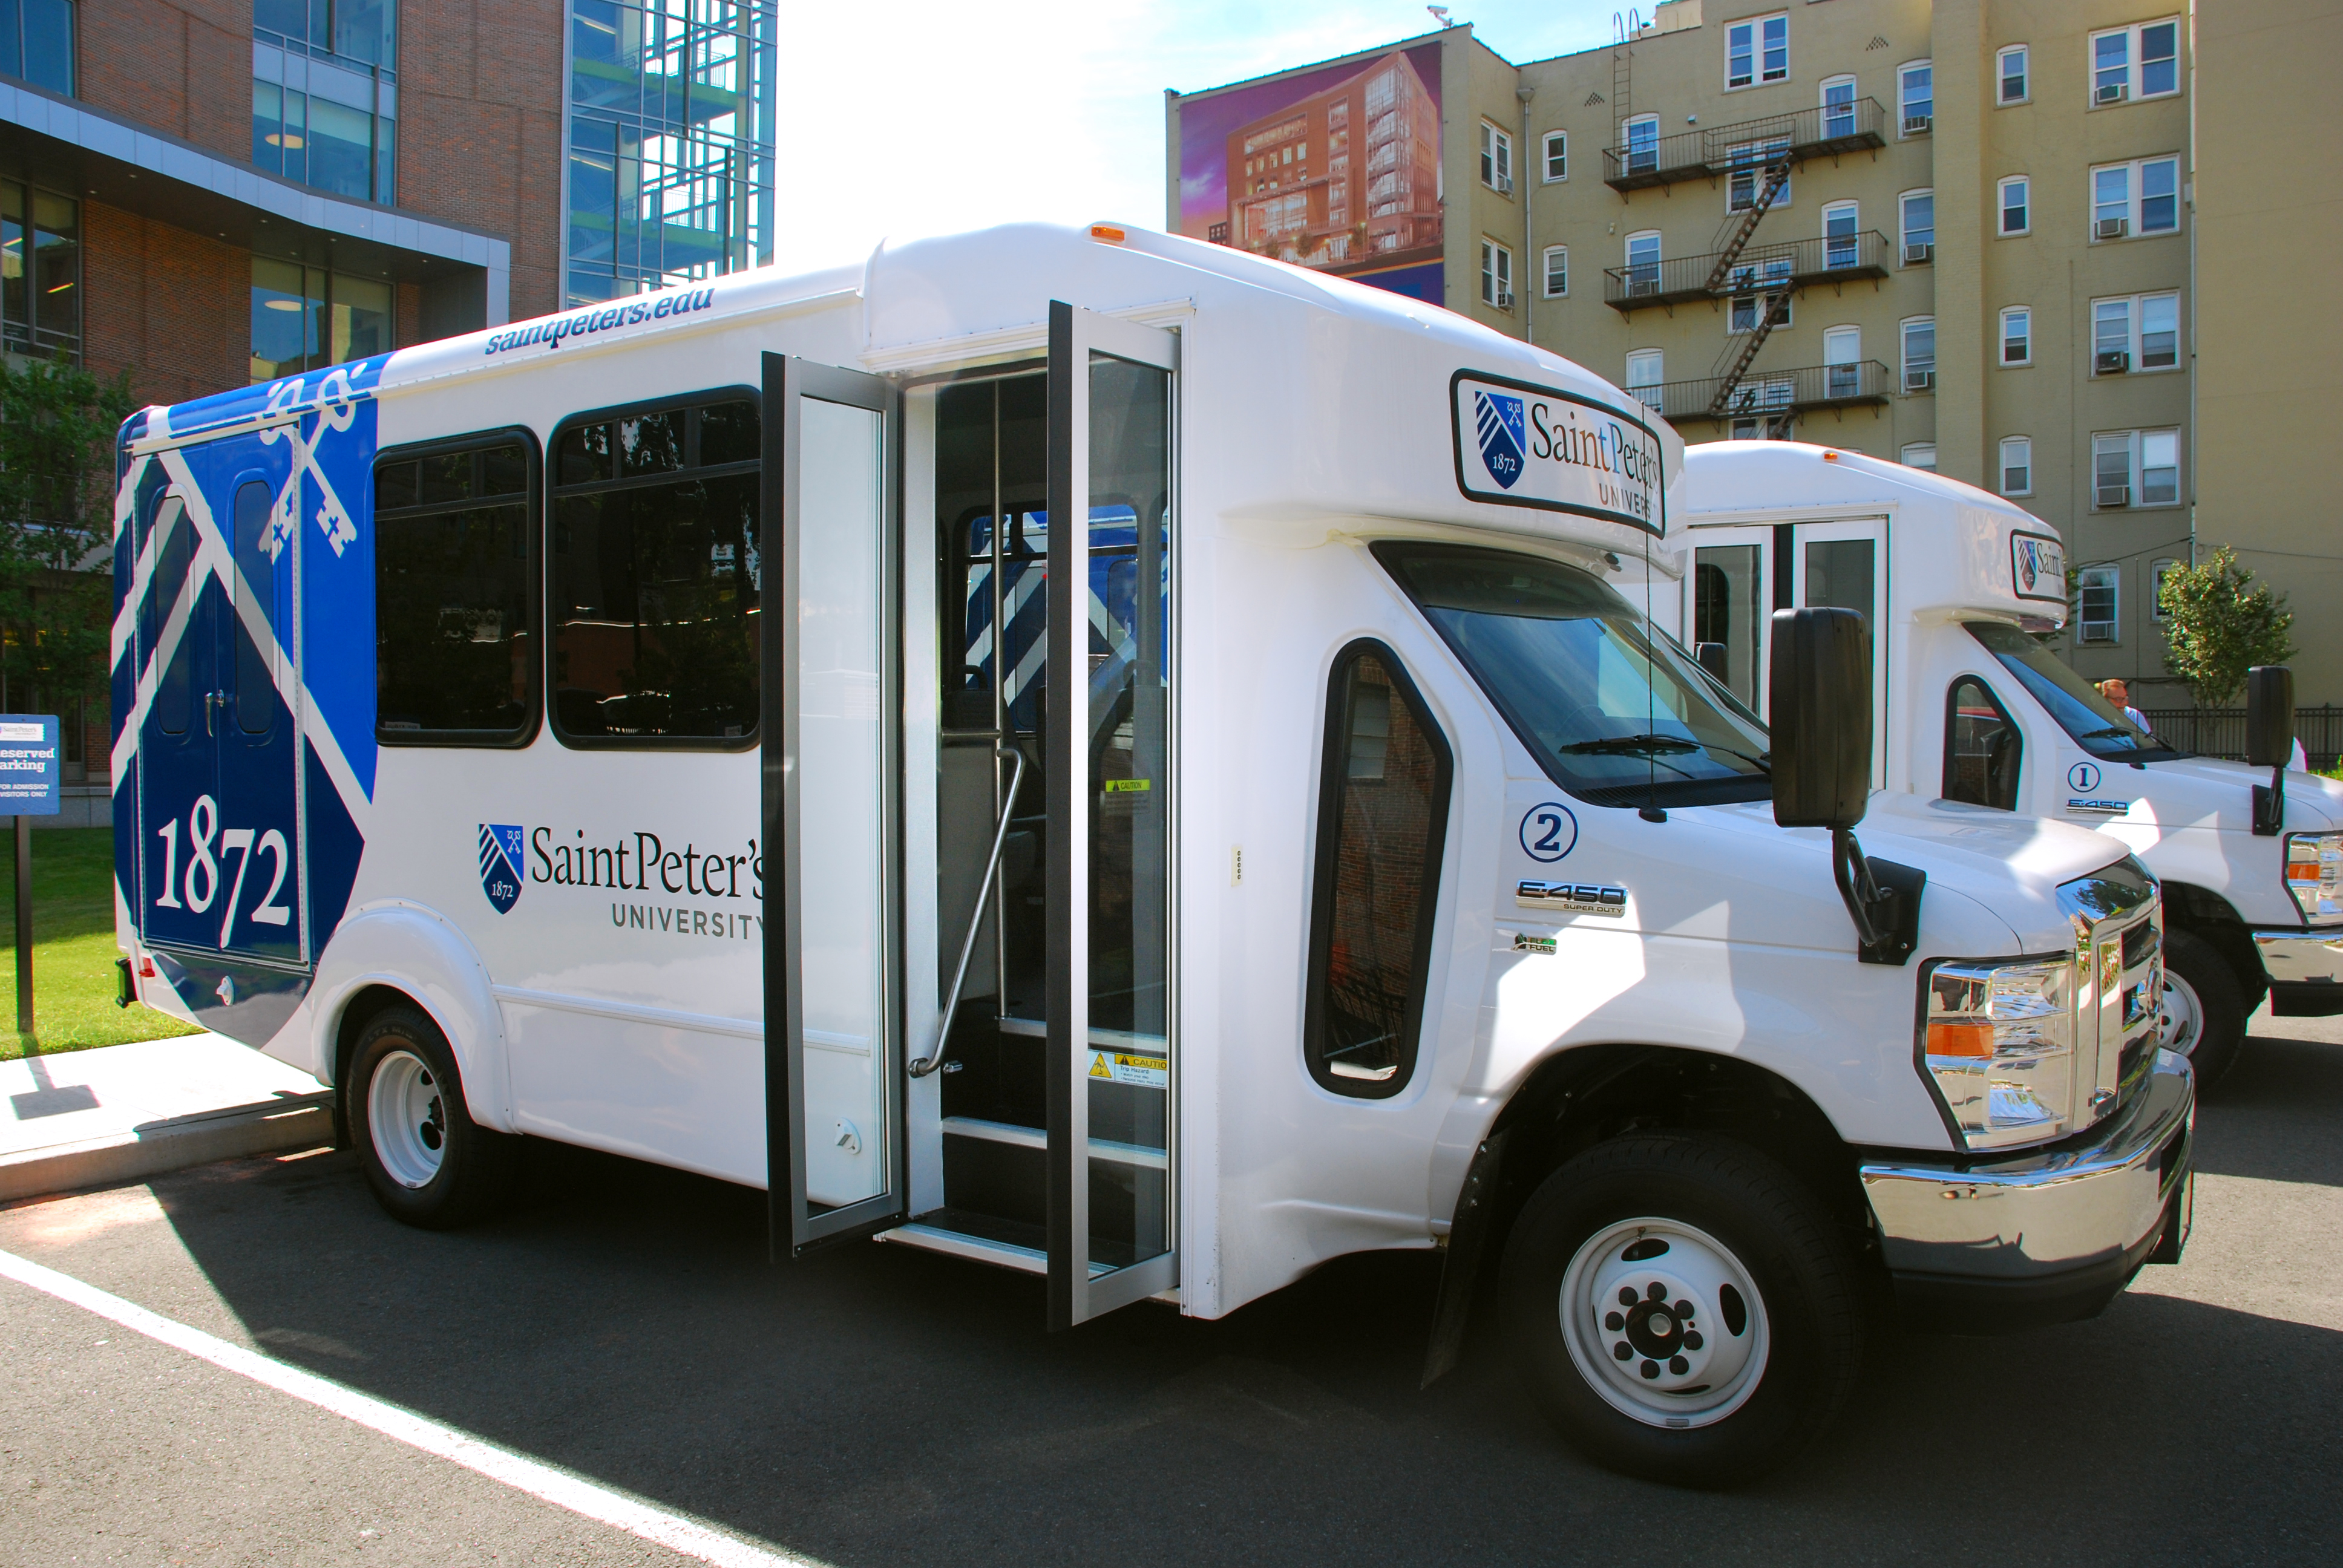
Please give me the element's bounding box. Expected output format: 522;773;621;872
113;224;2192;1483
1670;442;2343;1089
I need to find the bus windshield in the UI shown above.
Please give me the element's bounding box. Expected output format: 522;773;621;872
1965;621;2184;761
1375;541;1773;808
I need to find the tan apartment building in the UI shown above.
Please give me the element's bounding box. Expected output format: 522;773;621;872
1170;2;2330;705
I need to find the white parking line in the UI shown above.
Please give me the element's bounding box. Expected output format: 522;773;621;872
0;1246;828;1568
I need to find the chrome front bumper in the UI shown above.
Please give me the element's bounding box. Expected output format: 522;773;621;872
1859;1050;2194;1327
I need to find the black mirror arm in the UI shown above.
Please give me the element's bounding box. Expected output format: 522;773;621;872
1832;828;1925;965
2253;765;2286;837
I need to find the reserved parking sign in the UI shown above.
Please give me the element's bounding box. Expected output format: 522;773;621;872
0;715;61;816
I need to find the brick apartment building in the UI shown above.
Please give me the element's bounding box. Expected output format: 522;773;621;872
0;0;776;807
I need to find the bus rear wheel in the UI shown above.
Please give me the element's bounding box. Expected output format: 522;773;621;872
350;1005;517;1229
1499;1133;1861;1488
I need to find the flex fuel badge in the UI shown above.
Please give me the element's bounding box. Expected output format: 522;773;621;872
1087;1051;1168;1089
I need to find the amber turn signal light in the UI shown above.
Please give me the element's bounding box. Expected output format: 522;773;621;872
1927;1021;1995;1059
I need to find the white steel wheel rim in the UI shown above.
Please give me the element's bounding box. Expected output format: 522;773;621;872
369;1049;447;1189
2158;969;2204;1057
1559;1217;1771;1430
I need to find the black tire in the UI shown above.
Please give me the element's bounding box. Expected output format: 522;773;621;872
1499;1134;1863;1488
2161;929;2246;1090
349;1005;517;1229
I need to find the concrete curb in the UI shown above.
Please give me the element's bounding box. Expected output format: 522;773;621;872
0;1094;336;1203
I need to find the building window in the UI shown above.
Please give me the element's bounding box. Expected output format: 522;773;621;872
0;0;74;95
2001;305;2033;365
1821;75;1856;139
1542;245;1567;299
1480;122;1513;189
1481;239;1512;307
1998;45;2030;104
1542;130;1567;182
2000;436;2033;496
0;181;79;361
2094;428;2182;509
2092;17;2181;105
1944;676;2022;811
1900;189;1935;262
1625;349;1664;402
2151;558;2181;621
2078;566;2119;643
1726;138;1792;211
1305;642;1452;1098
1823;200;1860;268
549;393;762;745
1899;60;1933;133
2090;156;2181;241
1823;325;1861;398
1624;229;1661;294
373;432;540;744
1901;317;1935;391
1726;13;1788;89
565;0;778;305
2092;292;2182;374
1727;262;1791;332
253;1;399;204
1999;176;2030;236
1901;443;1937;472
250;258;393;384
1623;114;1659;175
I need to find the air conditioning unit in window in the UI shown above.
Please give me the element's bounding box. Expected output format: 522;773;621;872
1904;242;1935;265
1494;174;1515;194
2096;82;2129;105
1496;290;1516;311
1905;368;1936;393
1902;114;1933;135
2097;483;2132;508
2079;621;2117;644
2096;217;2130;240
1628;276;1659;297
2096;349;2132;375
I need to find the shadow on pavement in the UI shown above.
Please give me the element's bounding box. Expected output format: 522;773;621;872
2195;1025;2343;1187
51;1132;2335;1567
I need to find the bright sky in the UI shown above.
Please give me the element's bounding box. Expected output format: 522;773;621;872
771;1;1625;275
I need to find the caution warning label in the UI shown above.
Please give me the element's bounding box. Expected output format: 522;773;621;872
1086;1051;1169;1089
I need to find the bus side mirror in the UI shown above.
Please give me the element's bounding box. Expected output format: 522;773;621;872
2247;664;2295;835
1769;607;1923;964
1769;608;1870;832
1695;641;1729;684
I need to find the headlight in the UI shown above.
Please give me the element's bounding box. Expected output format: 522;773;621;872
2283;833;2343;926
1920;955;2074;1151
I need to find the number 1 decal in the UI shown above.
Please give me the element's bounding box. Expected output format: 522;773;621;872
154;819;183;909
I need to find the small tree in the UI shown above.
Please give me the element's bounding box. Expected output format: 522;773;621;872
0;356;134;712
2157;546;2296;707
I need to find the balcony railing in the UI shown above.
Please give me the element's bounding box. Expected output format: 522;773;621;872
1629;360;1893;423
1604;98;1888;191
1603;231;1892;312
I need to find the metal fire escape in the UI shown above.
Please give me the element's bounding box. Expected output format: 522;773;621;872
1704;149;1798;428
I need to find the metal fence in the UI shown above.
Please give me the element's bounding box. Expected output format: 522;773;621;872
1603;230;1891;310
2138;705;2343;768
1633;360;1893;423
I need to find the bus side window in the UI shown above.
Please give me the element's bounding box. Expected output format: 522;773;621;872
373;431;541;744
1305;641;1453;1099
549;394;759;746
1944;676;2022;811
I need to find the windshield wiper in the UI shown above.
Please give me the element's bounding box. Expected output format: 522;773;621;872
2075;726;2142;742
1559;733;1702;756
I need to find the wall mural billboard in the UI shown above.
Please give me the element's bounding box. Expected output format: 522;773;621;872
1175;44;1444;306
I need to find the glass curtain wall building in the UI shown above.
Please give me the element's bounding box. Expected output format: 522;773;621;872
254;0;400;206
566;0;777;305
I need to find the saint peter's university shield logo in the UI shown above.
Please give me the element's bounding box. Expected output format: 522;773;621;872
1473;390;1527;490
479;823;525;913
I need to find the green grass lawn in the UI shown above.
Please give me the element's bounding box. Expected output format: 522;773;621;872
0;826;202;1061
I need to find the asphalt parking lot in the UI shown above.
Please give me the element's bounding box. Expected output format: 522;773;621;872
4;1011;2341;1568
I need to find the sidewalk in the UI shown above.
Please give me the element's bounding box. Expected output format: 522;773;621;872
0;1035;334;1202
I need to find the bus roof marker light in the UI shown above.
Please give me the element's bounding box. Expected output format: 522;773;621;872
1090;225;1127;244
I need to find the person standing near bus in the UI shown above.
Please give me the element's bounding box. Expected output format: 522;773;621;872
2098;678;2153;737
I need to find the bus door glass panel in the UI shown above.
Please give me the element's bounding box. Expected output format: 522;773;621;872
1944;676;2022;811
767;355;903;1255
1689;536;1767;711
1793;520;1887;788
1046;303;1177;1328
137;443;303;964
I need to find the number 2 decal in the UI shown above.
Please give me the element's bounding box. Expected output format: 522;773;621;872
1519;802;1579;863
153;795;293;949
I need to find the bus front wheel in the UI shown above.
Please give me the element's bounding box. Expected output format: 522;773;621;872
350;1005;517;1229
2159;929;2244;1089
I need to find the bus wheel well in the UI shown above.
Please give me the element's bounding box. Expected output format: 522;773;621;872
1486;1045;1872;1252
332;984;423;1119
2158;881;2269;1010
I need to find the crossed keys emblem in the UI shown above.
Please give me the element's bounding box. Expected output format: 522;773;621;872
255;365;364;563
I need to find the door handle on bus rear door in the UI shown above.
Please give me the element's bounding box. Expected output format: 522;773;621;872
909;743;1029;1079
